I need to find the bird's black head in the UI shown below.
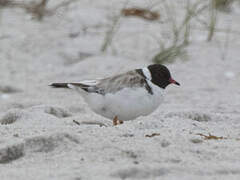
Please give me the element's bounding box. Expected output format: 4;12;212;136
148;64;180;89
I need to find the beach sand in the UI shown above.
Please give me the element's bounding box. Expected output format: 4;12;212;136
0;0;240;179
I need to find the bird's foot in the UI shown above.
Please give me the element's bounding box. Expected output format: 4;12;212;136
113;116;123;126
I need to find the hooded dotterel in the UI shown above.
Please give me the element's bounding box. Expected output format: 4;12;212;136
50;64;180;125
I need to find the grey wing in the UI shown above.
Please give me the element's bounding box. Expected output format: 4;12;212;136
51;70;152;95
97;70;153;95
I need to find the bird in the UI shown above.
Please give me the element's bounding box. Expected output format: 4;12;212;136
50;64;180;125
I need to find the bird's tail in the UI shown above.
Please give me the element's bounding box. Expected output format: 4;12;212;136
49;82;92;93
49;83;70;88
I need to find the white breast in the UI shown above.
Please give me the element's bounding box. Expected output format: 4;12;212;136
82;80;164;120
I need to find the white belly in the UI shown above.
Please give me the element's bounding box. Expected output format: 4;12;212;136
82;81;164;120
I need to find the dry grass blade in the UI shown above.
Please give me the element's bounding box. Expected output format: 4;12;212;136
0;0;78;20
153;44;187;64
0;0;49;20
26;0;48;20
213;0;234;11
207;0;217;41
101;14;121;52
152;0;205;64
100;1;129;53
0;0;11;6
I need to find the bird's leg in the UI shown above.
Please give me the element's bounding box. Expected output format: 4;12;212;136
113;116;118;126
113;116;124;126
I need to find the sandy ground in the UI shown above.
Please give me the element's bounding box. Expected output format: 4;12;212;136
0;0;240;180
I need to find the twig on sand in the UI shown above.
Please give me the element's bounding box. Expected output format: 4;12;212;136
121;8;160;21
196;133;226;140
73;120;108;127
145;133;160;138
